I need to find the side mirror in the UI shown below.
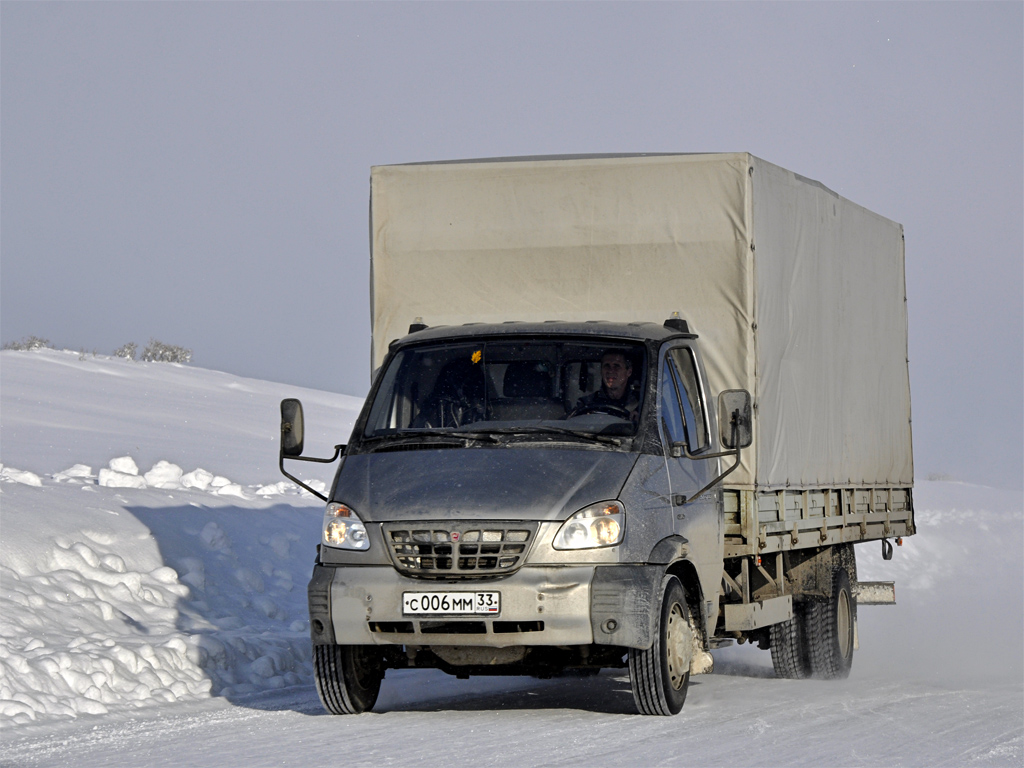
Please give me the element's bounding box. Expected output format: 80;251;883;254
718;390;752;450
280;398;305;457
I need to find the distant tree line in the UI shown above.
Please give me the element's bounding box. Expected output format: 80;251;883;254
3;336;192;364
2;335;52;351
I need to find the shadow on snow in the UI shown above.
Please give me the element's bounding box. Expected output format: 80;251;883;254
124;500;778;717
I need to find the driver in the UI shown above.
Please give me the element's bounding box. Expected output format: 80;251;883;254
572;350;639;420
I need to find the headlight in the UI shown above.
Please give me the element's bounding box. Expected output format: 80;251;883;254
552;500;625;550
322;502;370;550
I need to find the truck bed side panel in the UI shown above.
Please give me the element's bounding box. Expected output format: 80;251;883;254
750;158;913;490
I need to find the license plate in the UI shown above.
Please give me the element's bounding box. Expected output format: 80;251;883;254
402;591;500;615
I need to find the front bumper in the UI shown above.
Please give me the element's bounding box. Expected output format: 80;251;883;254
309;563;663;650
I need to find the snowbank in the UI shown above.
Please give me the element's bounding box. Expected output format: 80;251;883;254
0;470;329;725
0;350;360;725
0;483;209;721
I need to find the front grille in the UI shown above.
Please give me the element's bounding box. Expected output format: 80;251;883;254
383;521;538;578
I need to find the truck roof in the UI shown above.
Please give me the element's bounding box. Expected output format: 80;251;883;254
392;319;696;348
385;152;721;167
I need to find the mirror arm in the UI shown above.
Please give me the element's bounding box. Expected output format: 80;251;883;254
678;447;741;506
677;419;742;506
676;443;736;461
278;445;345;503
287;445;345;464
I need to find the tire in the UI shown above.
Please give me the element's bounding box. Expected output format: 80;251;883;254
629;576;693;716
805;567;855;679
313;644;384;714
770;602;811;679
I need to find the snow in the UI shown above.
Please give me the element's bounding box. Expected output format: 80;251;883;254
1;347;1021;766
0;465;42;487
0;348;362;486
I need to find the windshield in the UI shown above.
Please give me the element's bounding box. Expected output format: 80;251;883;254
362;339;647;441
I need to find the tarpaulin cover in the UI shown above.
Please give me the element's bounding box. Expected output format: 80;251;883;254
369;153;913;490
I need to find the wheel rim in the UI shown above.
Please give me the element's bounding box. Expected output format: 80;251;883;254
350;648;379;691
837;589;852;659
665;602;693;690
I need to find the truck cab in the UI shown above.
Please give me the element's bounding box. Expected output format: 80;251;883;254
284;319;752;715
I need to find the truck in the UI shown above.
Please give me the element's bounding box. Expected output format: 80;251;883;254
279;153;915;716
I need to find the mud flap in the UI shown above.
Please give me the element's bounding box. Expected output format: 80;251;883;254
308;564;337;646
590;565;664;650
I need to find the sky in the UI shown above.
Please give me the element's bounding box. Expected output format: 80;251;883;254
2;2;1021;490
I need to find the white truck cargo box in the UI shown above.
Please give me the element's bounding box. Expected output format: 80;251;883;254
369;153;912;492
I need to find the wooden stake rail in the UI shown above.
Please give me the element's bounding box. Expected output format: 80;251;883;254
722;487;914;559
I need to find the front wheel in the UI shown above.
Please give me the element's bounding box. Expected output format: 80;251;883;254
629;576;693;715
313;644;384;714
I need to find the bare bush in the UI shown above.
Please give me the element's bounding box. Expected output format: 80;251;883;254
141;339;192;364
114;342;138;360
2;336;53;351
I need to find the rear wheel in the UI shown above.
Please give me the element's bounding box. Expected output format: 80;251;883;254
806;568;855;679
629;576;692;716
313;644;384;714
770;602;811;679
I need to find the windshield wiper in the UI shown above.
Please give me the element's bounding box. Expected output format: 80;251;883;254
362;432;500;452
465;426;623;446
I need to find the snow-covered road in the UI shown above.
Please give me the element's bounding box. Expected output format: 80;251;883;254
1;349;1021;766
2;666;1020;767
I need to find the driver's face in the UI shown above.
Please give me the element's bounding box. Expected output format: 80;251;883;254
601;354;632;398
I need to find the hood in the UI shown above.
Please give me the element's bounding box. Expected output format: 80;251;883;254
334;446;638;522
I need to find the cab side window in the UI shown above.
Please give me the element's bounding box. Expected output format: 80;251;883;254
668;347;708;451
659;359;686;448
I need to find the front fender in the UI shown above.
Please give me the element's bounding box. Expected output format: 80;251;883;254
649;534;689;563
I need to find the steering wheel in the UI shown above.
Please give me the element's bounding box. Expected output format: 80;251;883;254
572;402;632;420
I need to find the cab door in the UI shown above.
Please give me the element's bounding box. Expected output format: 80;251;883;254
657;344;724;618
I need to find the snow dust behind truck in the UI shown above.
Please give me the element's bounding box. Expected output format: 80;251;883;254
280;153;914;715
